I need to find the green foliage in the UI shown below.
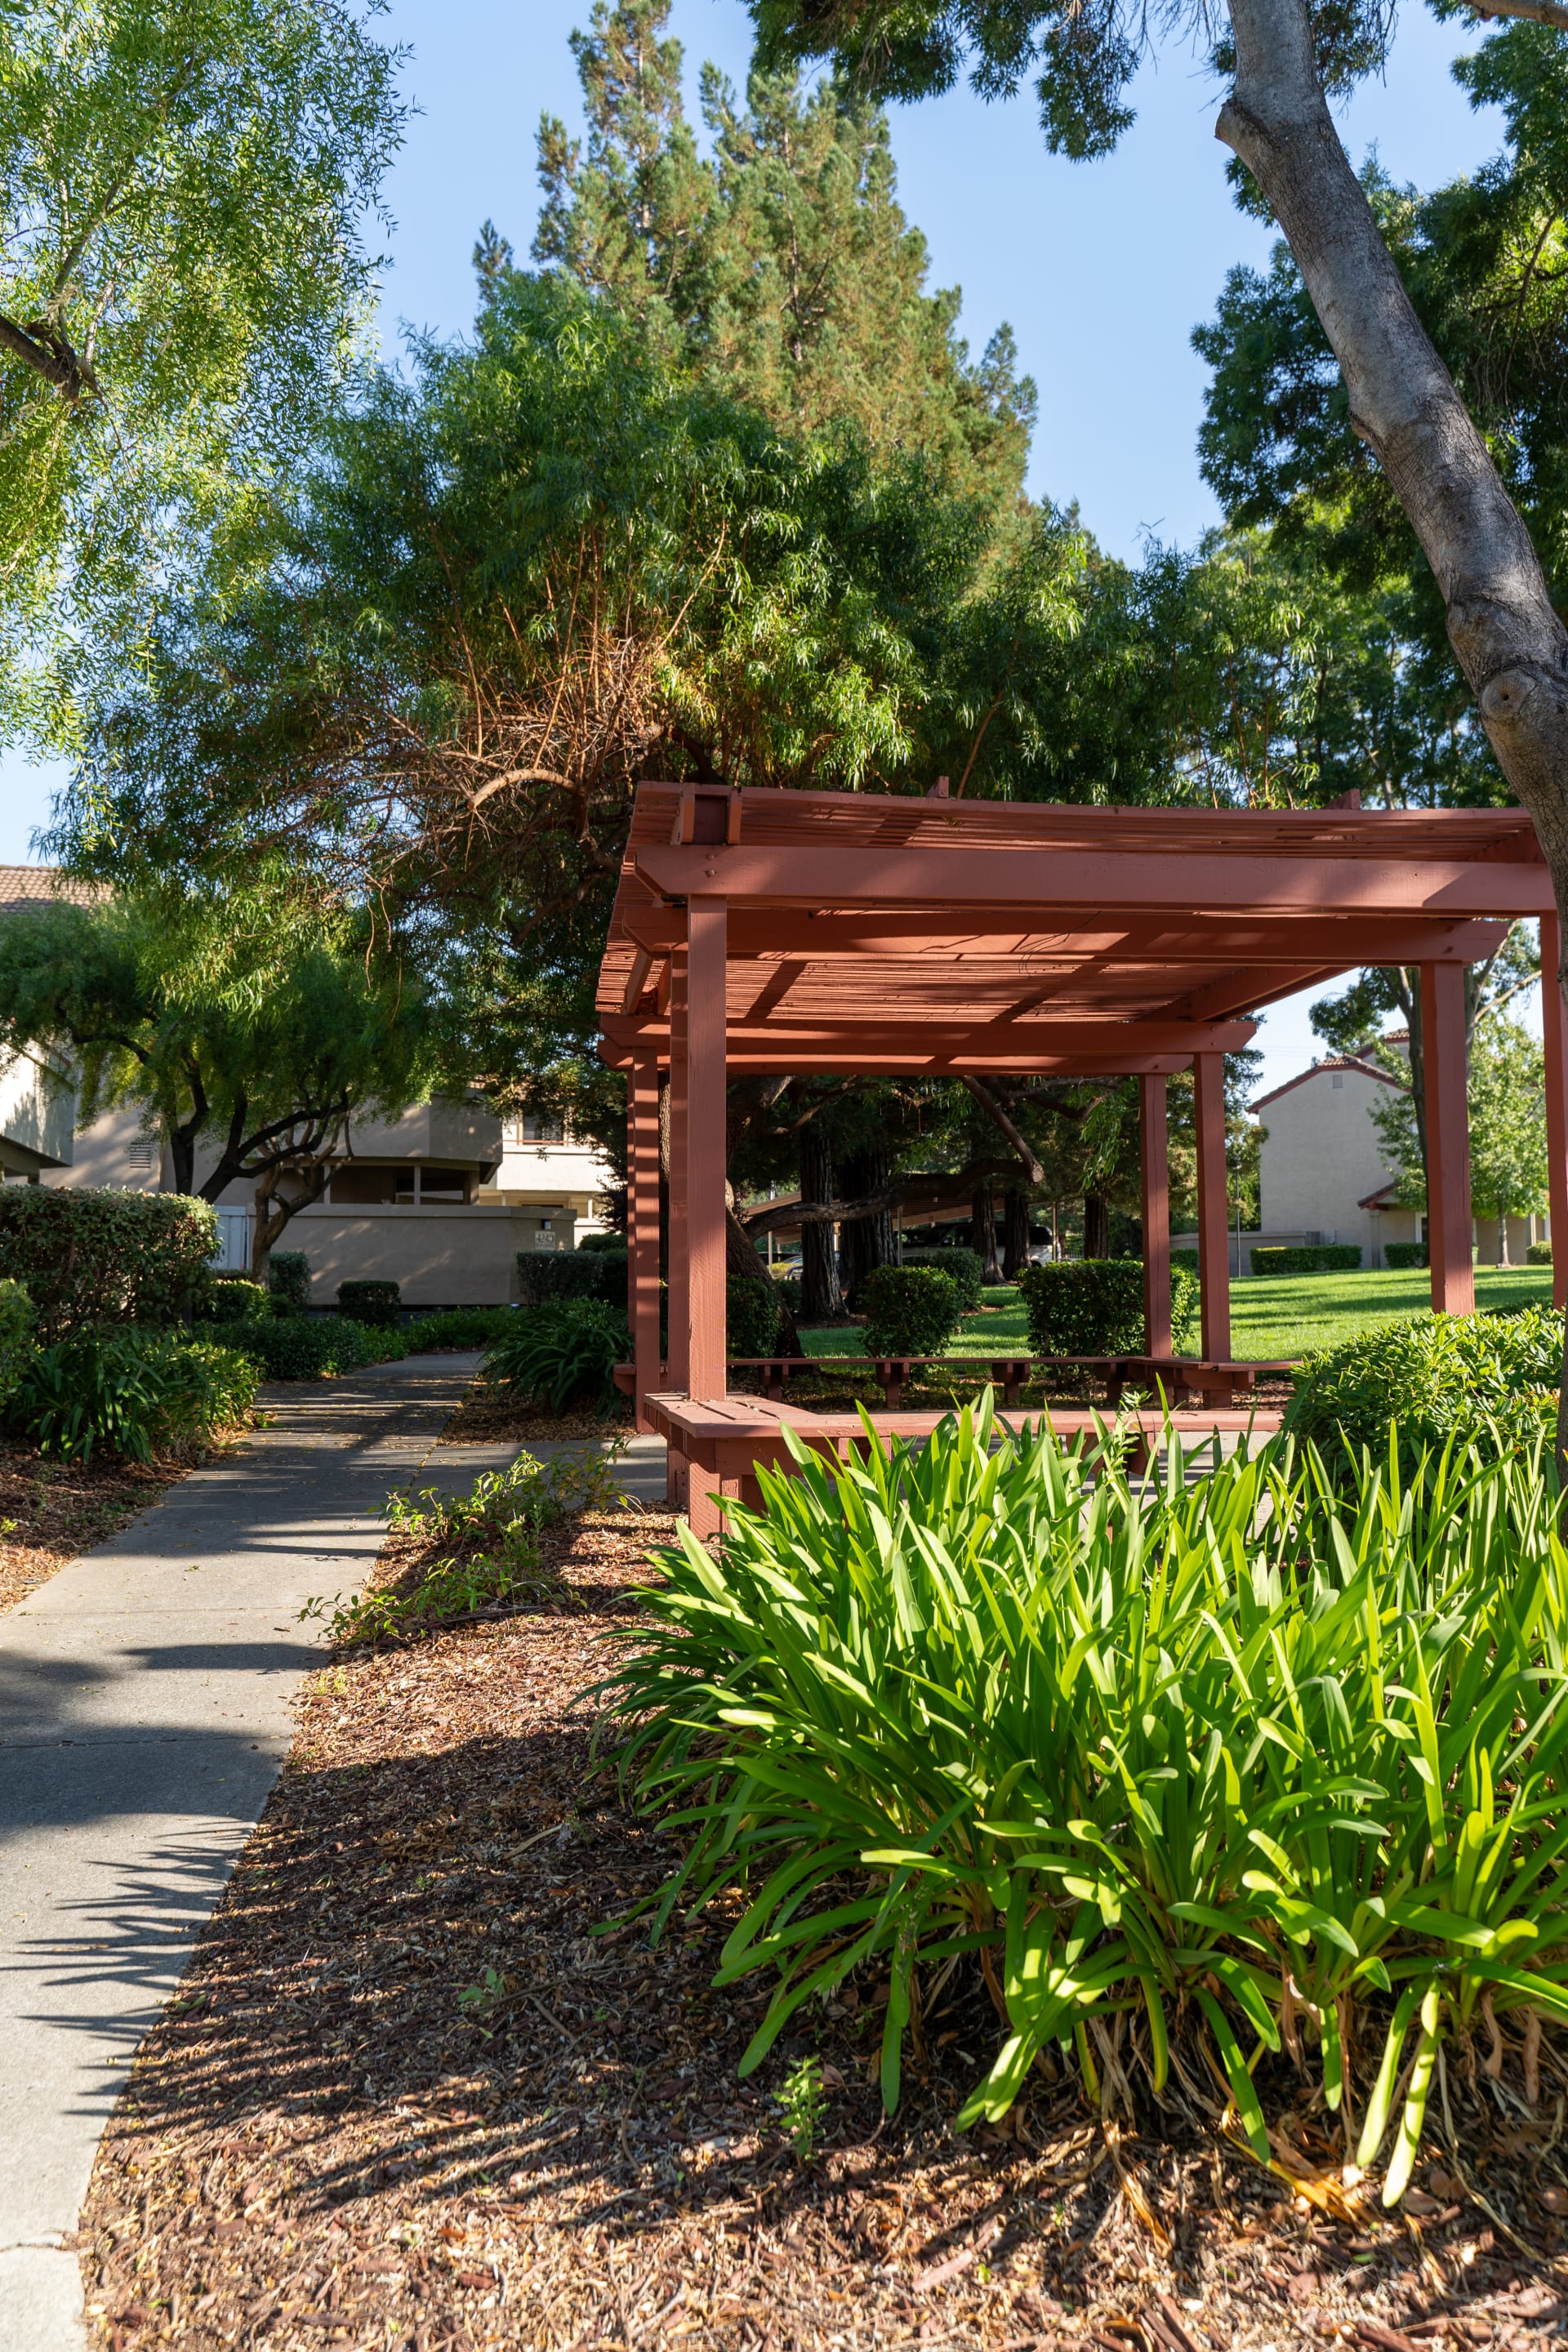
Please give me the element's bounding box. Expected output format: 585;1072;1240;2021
775;2056;826;2163
0;0;407;736
1017;1258;1199;1354
859;1264;963;1356
0;1185;216;1339
10;1325;258;1462
1383;1242;1429;1271
0;1279;35;1410
577;1230;626;1252
202;1274;270;1323
483;1303;630;1412
602;1397;1568;2186
1252;1245;1363;1275
899;1245;983;1311
516;1250;627;1307
728;1273;782;1358
336;1279;400;1327
308;1526;550;1646
401;1307;522;1351
1529;1241;1553;1267
217;1313;385;1382
1285;1307;1564;1470
267;1253;311;1312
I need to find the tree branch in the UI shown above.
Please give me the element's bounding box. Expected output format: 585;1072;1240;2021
1468;0;1568;27
960;1076;1045;1186
0;313;93;399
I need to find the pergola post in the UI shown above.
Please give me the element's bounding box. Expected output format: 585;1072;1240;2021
1140;1073;1172;1356
627;1047;662;1432
1542;912;1568;1313
1420;961;1476;1316
685;898;729;1401
1194;1051;1231;1361
666;942;690;1397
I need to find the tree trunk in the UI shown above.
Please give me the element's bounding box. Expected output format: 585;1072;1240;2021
837;1144;894;1303
1002;1187;1031;1278
1083;1191;1110;1261
970;1185;1002;1283
1217;0;1568;1474
798;1125;841;1323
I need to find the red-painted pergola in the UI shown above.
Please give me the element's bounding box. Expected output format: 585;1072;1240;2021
596;782;1566;1431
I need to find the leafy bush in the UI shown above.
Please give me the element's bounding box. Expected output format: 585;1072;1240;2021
10;1325;259;1463
516;1249;627;1307
337;1278;400;1326
1251;1244;1363;1274
267;1250;312;1312
728;1272;781;1356
604;1399;1568;2199
1527;1240;1553;1267
216;1313;389;1381
577;1230;626;1253
202;1274;270;1323
402;1306;521;1351
483;1301;629;1410
0;1278;34;1411
859;1264;963;1355
0;1187;217;1339
771;1273;803;1317
899;1245;983;1311
1285;1306;1562;1469
1383;1241;1429;1270
1017;1257;1199;1354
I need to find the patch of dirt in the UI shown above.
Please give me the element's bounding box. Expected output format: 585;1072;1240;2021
77;1514;1568;2352
0;1436;198;1616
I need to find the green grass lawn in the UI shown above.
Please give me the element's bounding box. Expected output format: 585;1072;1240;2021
800;1262;1556;1367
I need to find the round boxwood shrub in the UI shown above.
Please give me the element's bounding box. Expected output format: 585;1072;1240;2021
0;1187;216;1338
1527;1240;1552;1267
898;1246;983;1312
202;1275;270;1323
1017;1258;1200;1355
1284;1304;1562;1470
267;1251;311;1312
1383;1241;1429;1270
337;1278;401;1327
859;1264;963;1356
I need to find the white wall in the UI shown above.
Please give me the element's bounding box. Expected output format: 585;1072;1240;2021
1258;1062;1405;1262
0;1045;74;1174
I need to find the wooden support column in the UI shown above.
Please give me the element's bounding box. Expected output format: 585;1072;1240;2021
1542;913;1568;1313
1193;1051;1231;1361
628;1048;662;1433
1140;1074;1172;1356
684;897;728;1405
1420;961;1476;1316
666;943;690;1396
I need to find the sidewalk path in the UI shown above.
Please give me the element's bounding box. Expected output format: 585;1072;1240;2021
0;1353;516;2352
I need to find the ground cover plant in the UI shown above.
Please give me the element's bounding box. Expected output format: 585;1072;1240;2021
482;1301;629;1413
605;1396;1568;2204
7;1325;260;1463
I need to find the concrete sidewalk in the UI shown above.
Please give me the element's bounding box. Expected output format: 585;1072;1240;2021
0;1353;516;2352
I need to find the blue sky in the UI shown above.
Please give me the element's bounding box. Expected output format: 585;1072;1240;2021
0;1;1517;1080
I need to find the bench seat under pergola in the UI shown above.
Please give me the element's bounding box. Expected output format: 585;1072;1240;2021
595;781;1566;1534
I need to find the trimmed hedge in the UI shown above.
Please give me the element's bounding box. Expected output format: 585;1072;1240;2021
1527;1240;1553;1266
215;1314;385;1381
0;1278;34;1411
267;1251;311;1311
203;1274;270;1323
338;1278;400;1326
1383;1241;1429;1270
1250;1244;1362;1274
898;1246;984;1312
0;1187;217;1339
516;1249;627;1307
1016;1258;1200;1355
1285;1305;1563;1469
860;1264;963;1356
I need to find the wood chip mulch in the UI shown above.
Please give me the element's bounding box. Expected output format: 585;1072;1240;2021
77;1513;1568;2352
0;1434;198;1616
436;1389;630;1446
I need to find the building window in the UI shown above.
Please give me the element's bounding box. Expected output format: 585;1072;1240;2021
511;1114;565;1144
1331;1074;1344;1090
419;1165;470;1202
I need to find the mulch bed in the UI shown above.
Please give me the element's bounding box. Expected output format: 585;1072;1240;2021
77;1512;1568;2352
0;1434;198;1616
436;1388;630;1446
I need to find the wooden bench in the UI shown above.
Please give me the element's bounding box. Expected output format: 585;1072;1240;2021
1107;1356;1297;1405
644;1391;1286;1538
615;1353;1290;1412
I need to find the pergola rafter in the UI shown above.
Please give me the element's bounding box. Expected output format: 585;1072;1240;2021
595;782;1566;1469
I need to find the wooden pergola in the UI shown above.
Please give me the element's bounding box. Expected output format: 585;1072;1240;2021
597;782;1565;1455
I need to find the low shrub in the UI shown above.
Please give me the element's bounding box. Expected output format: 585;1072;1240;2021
1383;1241;1429;1270
483;1300;629;1410
201;1275;270;1324
577;1230;626;1253
1528;1239;1553;1266
898;1245;983;1311
1285;1305;1562;1469
0;1278;34;1410
402;1306;521;1351
9;1325;259;1462
859;1263;963;1356
1017;1257;1199;1354
1250;1243;1363;1274
216;1314;389;1381
337;1278;401;1327
728;1272;781;1357
604;1399;1568;2197
516;1249;627;1307
0;1187;217;1338
267;1251;312;1312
